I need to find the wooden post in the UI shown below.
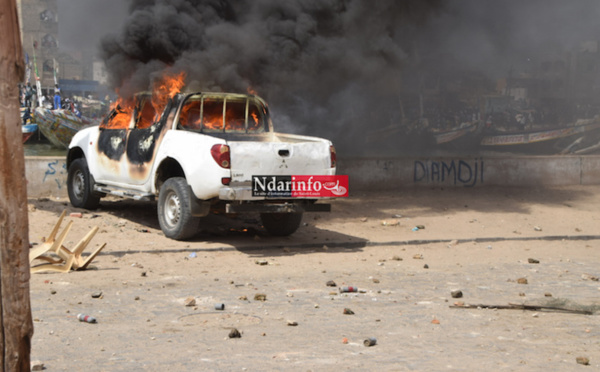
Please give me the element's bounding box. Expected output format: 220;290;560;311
0;0;34;370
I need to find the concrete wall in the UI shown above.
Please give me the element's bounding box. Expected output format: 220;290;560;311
338;155;600;189
26;156;67;199
24;155;600;198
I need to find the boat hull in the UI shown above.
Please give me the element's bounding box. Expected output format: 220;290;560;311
480;118;600;154
22;123;38;143
34;108;98;149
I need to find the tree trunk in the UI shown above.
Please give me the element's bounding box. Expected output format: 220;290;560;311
0;0;33;371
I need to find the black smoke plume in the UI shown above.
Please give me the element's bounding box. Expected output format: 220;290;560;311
100;0;600;156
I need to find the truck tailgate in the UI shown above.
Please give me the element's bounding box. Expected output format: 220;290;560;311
228;140;331;182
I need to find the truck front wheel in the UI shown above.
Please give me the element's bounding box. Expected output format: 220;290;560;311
158;177;200;240
67;158;100;209
260;213;303;236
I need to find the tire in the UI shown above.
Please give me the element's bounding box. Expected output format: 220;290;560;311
67;158;100;209
260;213;303;236
157;177;200;240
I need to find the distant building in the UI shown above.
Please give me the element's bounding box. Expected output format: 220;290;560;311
17;0;59;89
17;0;109;99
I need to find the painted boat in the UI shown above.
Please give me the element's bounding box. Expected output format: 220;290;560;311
480;117;600;149
34;107;99;149
22;123;38;143
21;107;38;143
431;121;480;145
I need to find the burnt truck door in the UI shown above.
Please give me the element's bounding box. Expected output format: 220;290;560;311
124;95;173;184
94;102;132;183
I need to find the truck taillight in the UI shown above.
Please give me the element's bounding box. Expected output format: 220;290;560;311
330;145;337;168
211;144;230;169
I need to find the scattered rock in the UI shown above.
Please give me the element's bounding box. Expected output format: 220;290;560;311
544;292;552;297
519;292;526;297
91;291;103;299
31;361;44;371
582;274;599;281
238;295;248;301
254;293;267;301
533;226;542;231
360;217;368;222
528;258;540;264
372;278;380;284
228;328;241;338
381;219;400;226
576;356;590;366
69;212;82;218
391;255;403;261
255;260;268;266
517;278;528;284
343;308;355;315
287;320;298;326
431;318;440;324
342;337;348;344
423;264;429;269
184;297;196;307
326;280;337;287
451;290;463;298
416;225;425;230
413;254;423;260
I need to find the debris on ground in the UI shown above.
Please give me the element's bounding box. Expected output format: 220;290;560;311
29;210;106;273
91;291;103;299
228;328;241;338
184;297;196;307
451;290;463;298
363;338;377;346
450;302;593;315
576;357;590;365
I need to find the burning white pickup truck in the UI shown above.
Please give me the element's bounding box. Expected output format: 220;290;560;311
67;91;344;240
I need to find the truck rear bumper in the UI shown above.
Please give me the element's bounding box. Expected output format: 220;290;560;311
220;185;330;213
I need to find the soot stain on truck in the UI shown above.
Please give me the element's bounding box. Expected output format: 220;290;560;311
98;129;127;161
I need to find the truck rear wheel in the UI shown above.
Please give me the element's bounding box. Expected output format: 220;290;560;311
158;177;199;240
260;213;303;236
67;158;100;209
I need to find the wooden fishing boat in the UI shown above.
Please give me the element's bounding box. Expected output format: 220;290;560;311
22;123;38;143
431;121;480;145
480;116;600;153
34;107;99;149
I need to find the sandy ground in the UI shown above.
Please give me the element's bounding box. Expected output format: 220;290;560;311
26;186;600;371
